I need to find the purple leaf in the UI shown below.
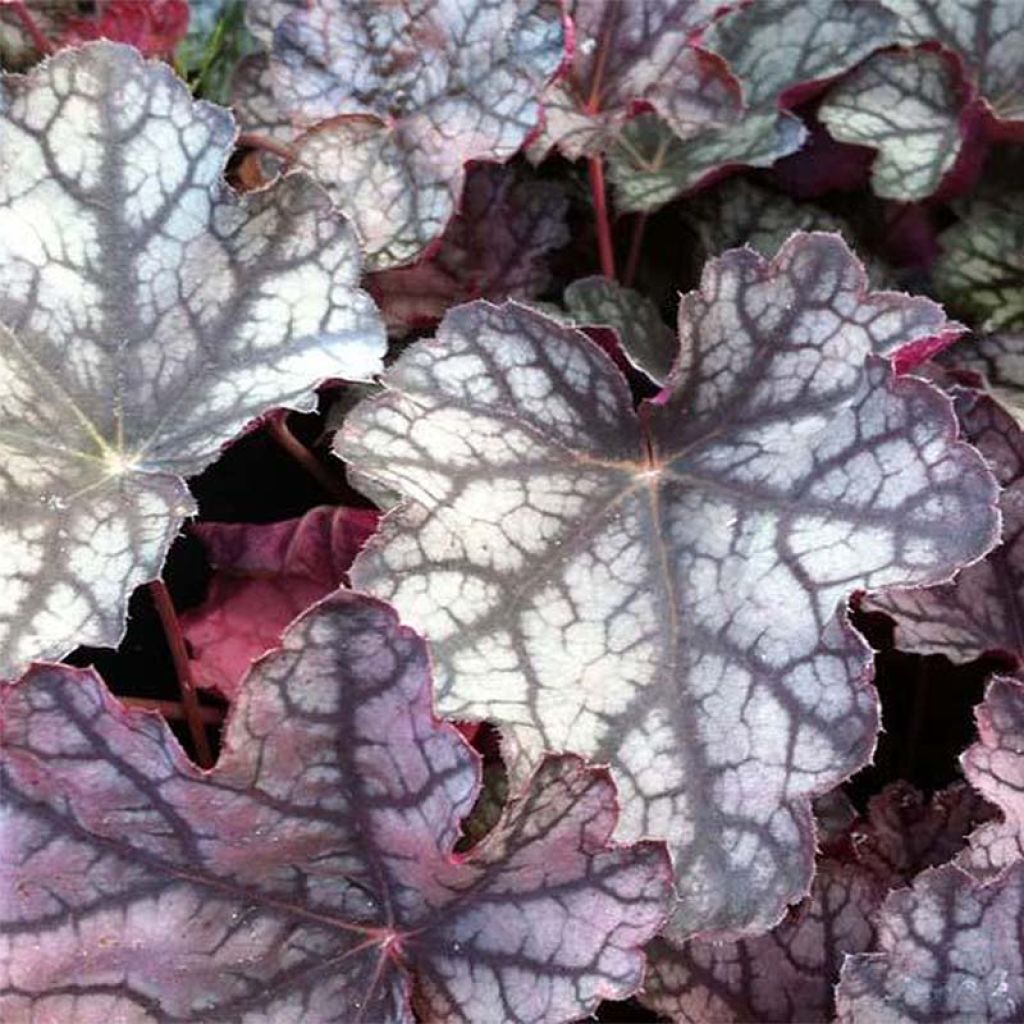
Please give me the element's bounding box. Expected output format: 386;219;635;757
836;863;1024;1023
235;0;566;268
180;505;380;698
367;163;570;333
529;0;741;162
863;387;1024;665
0;43;385;680
642;857;887;1023
0;593;672;1023
562;276;678;385
334;232;998;937
605;0;899;212
853;780;997;883
958;675;1024;881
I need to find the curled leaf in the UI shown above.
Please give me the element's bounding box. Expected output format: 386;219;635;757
958;675;1024;881
336;232;997;937
181;505;380;698
0;593;673;1023
0;43;385;679
368;163;570;333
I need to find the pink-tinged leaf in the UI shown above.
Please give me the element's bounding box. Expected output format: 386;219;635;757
59;0;190;57
642;857;887;1023
604;0;899;212
932;152;1024;332
563;276;678;385
958;675;1024;881
0;593;673;1023
863;388;1024;665
367;163;570;333
334;232;998;937
640;780;990;1023
887;0;1024;137
236;0;566;269
0;43;385;680
836;863;1024;1023
180;505;379;698
531;0;740;162
819;48;968;201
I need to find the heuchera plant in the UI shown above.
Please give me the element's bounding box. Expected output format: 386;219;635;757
2;2;1024;1022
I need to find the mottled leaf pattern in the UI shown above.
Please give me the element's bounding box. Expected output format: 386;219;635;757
678;178;896;288
607;110;807;214
368;163;570;333
837;863;1024;1023
181;505;379;698
863;388;1024;665
236;0;566;268
0;43;385;678
0;593;672;1024
819;49;966;201
643;858;886;1023
335;233;998;937
886;0;1024;132
958;676;1024;881
641;780;991;1023
605;0;898;212
933;161;1024;331
563;277;678;385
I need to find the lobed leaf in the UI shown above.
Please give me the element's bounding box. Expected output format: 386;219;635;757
863;387;1023;665
958;675;1024;881
643;857;886;1023
235;0;566;268
335;232;998;937
530;0;740;162
836;863;1024;1023
605;0;899;212
181;505;380;698
368;163;570;333
642;779;991;1023
0;43;385;679
886;0;1024;136
0;593;673;1023
818;48;967;201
